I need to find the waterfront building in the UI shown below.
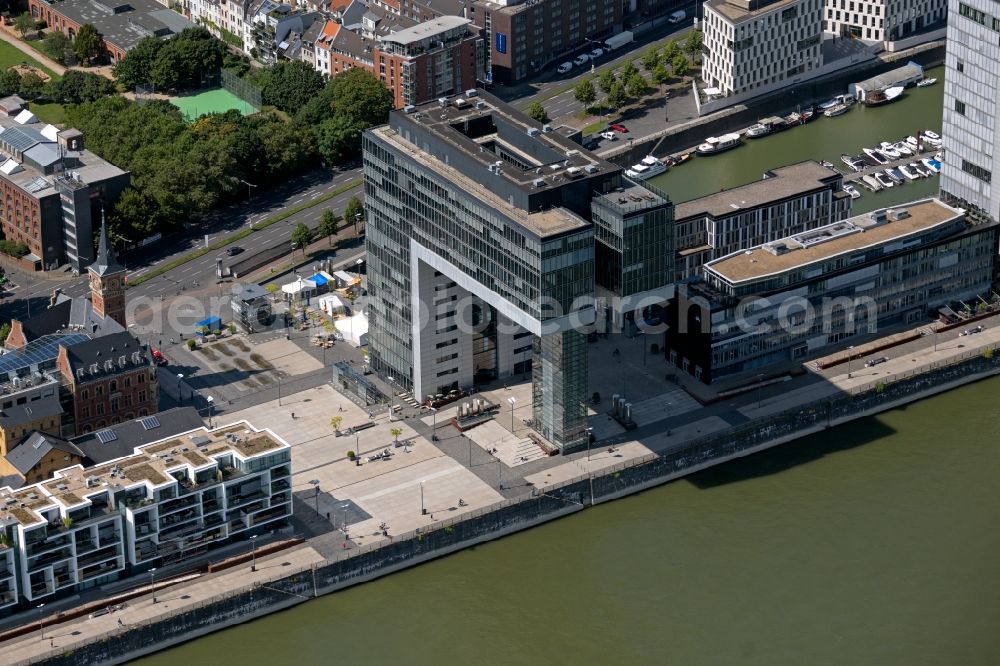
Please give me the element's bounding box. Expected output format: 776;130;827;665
0;395;65;481
0;420;291;610
822;0;946;43
0;103;129;271
673;161;852;280
939;0;1000;224
363;91;673;450
701;0;824;99
665;199;999;383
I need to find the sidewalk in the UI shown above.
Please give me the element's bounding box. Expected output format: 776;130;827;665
0;26;66;77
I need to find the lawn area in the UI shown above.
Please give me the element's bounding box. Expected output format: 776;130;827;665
30;101;66;124
0;38;60;81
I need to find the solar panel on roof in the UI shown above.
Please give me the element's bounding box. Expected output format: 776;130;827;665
24;177;50;194
0;333;89;376
139;416;160;430
96;429;118;444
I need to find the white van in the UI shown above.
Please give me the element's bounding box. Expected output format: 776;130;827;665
668;9;686;23
573;54;590;66
557;62;573;74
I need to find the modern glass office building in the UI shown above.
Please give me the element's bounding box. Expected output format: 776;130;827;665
363;91;673;450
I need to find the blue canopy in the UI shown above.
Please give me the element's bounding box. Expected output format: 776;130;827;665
310;273;328;286
196;316;222;329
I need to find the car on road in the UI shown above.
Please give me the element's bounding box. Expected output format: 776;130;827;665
226;246;244;256
557;62;573;74
590;47;604;59
609;123;629;133
573;54;590;66
864;357;888;368
600;131;617;141
960;325;985;336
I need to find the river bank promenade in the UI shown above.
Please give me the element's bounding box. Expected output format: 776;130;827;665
6;310;1000;663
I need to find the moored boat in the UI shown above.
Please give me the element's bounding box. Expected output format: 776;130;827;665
862;174;883;191
824;103;850;117
863;148;888;164
878;142;901;159
916;78;937;87
892;141;913;156
625;156;668;180
844;183;862;199
820;160;835;169
899;165;920;180
697;133;743;155
911;162;930;177
875;172;895;188
887;167;905;183
746;123;770;138
921;158;942;173
865;86;904;107
905;135;919;148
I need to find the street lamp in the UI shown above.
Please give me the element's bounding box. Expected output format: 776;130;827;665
420;480;426;515
586;426;594;461
176;374;184;405
430;407;438;441
250;535;258;572
387;376;396;421
309;479;321;513
149;567;157;604
241;180;258;227
340;502;350;533
507;396;516;433
354;212;362;235
847;345;855;378
206;395;214;428
37;603;45;640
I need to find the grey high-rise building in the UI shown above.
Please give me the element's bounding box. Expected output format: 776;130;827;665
362;91;673;451
940;0;1000;223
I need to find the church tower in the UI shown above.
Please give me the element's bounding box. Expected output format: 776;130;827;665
89;218;126;327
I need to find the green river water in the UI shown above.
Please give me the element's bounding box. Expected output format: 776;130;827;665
138;66;1000;666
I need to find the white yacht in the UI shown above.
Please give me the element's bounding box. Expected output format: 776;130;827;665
892;141;913;156
844;184;862;199
879;142;901;159
625;156;667;180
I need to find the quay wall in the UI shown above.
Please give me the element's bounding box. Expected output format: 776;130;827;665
28;342;1000;666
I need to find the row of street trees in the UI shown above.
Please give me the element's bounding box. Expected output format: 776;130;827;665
291;196;364;255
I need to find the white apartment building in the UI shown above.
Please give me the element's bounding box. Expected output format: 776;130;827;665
823;0;946;42
188;0;251;47
940;0;1000;224
701;0;824;97
0;420;291;608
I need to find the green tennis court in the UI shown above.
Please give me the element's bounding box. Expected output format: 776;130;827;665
170;87;258;120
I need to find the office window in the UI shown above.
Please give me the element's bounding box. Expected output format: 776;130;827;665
954;99;966;115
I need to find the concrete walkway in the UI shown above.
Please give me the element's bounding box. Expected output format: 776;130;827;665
0;26;66;76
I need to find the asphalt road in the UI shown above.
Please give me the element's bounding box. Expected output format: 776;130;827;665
0;166;363;322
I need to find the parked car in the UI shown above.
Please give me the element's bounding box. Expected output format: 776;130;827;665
590;47;604;59
573;54;590;66
600;131;617;141
226;246;244;256
960;325;985;336
609;123;629;133
865;357;889;367
557;62;573;74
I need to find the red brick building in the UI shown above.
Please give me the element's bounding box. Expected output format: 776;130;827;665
314;15;482;108
57;331;159;434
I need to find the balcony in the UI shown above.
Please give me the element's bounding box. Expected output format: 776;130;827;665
78;560;120;581
75;537;97;555
77;544;119;569
160;509;199;529
27;547;72;571
249;504;290;527
159;495;199;516
226;489;266;508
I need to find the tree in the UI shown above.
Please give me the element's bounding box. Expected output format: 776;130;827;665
315;115;362;164
112;37;163;89
390;427;402;443
291;222;313;255
0;322;9;346
662;39;682;61
263;60;324;113
652;64;671;85
625;71;647;99
598;68;617;94
684;29;704;55
620;61;639;80
74;24;102;66
0;68;21;97
40;31;71;65
345;196;364;231
265;283;280;300
606;81;626;111
574;79;596;107
318;209;340;246
18;71;44;99
640;47;661;72
13;12;34;39
671;54;690;79
526;101;548;123
324;67;392;128
330;415;343;432
45;70;115;104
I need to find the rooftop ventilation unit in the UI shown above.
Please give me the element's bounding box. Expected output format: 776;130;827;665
465;89;478;97
584;164;599;174
532;178;545;188
566;167;583;179
453;98;471;109
565;149;580;157
887;208;910;221
475;100;487;109
403;105;416;113
438;97;449;107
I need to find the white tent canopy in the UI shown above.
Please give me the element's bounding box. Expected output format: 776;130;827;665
282;276;317;296
334;312;368;347
318;293;350;316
